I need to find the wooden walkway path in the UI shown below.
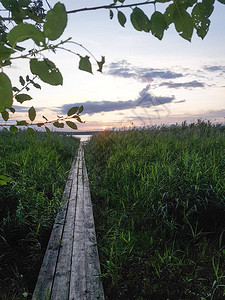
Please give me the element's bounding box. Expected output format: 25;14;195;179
32;145;104;300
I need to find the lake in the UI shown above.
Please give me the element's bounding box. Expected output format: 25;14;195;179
72;134;92;142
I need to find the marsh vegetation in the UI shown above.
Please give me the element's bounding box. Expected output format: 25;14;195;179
0;131;79;299
85;121;225;299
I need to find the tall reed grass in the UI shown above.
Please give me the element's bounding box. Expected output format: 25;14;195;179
85;121;225;299
0;131;79;299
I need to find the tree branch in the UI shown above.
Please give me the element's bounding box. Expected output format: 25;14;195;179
0;1;156;20
66;1;157;14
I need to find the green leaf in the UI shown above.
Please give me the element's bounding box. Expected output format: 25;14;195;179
174;7;194;41
0;72;13;112
175;0;197;10
9;107;15;113
192;3;210;39
26;127;35;137
8;23;45;47
130;10;142;31
202;0;214;17
1;60;11;67
28;106;36;121
0;0;11;9
196;17;210;39
97;56;105;73
73;115;83;123
151;11;167;40
78;105;84;114
30;58;63;85
78;56;92;74
0;175;11;182
33;82;41;89
12;86;20;92
53;121;64;128
1;110;9;121
19;75;25;86
164;4;175;27
0;174;11;185
110;9;114;19
0;45;15;61
45;126;51;135
118;11;127;27
185;0;198;8
15;93;32;103
217;0;225;3
18;0;30;7
17;120;28;126
10;125;18;134
67;106;79;116
130;8;151;32
37;123;44;127
66;121;77;130
43;2;67;41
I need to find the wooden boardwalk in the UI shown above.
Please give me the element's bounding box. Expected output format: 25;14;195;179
32;145;104;300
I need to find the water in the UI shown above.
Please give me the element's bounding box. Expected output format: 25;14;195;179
73;134;92;142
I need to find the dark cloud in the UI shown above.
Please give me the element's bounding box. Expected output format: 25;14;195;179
203;65;225;72
174;100;186;103
107;60;135;78
11;105;30;113
11;105;43;113
160;80;205;89
141;71;183;82
135;85;174;106
107;60;225;90
107;60;183;82
200;109;225;119
59;85;175;115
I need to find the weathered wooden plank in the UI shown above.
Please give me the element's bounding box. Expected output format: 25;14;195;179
69;156;86;299
33;145;104;300
83;157;105;300
32;155;78;300
50;151;81;299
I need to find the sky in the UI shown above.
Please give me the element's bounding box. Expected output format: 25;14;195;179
3;0;225;131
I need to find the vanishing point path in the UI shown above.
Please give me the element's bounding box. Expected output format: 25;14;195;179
32;144;104;300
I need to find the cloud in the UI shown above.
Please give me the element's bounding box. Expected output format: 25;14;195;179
140;70;183;82
203;65;225;73
107;60;183;82
58;85;175;115
106;60;225;91
135;84;174;106
120;109;225;126
159;80;205;89
11;105;44;113
11;105;30;113
174;100;186;103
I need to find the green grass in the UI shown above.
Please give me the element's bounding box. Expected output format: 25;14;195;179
0;130;79;299
85;121;225;299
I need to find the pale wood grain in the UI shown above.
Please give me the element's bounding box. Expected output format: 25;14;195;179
32;145;104;300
